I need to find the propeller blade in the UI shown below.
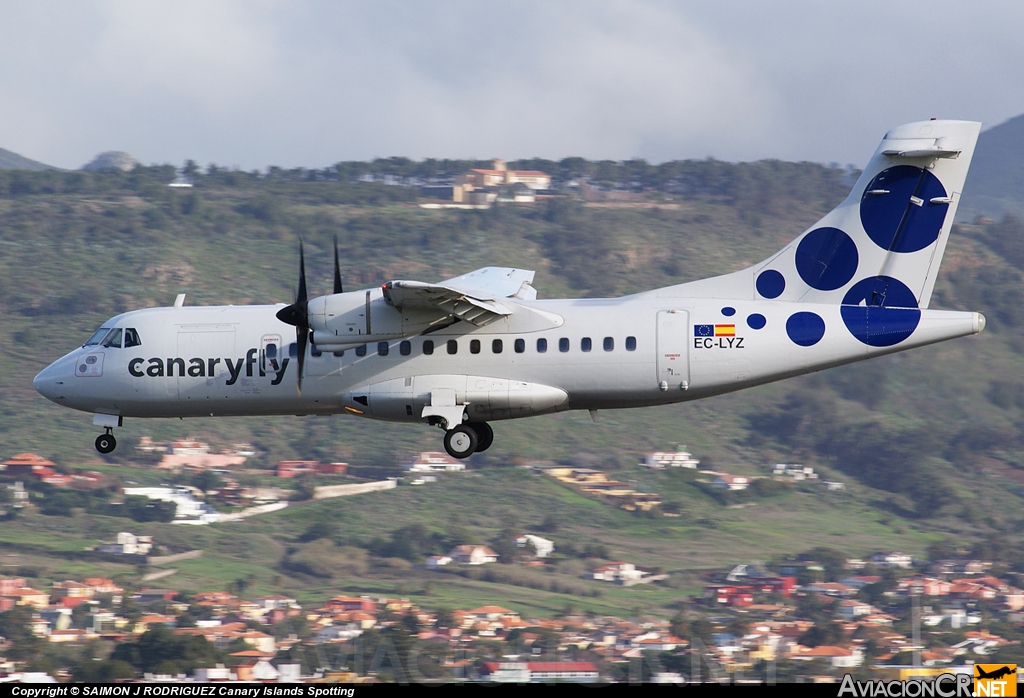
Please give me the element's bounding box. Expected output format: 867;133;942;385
296;328;308;395
275;240;309;327
273;240;311;394
333;235;343;294
297;239;308;305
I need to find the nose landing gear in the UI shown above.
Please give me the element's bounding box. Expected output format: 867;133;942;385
95;429;117;454
92;413;122;454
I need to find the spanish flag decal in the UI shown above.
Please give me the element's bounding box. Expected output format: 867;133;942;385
714;324;736;337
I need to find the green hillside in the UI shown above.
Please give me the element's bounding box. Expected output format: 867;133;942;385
1;162;1023;614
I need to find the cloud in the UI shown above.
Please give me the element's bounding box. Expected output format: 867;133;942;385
0;1;1021;169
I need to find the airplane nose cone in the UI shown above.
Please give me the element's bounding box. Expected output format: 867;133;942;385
34;363;57;401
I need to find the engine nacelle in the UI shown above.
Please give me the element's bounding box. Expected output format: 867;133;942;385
342;374;569;423
307;288;448;347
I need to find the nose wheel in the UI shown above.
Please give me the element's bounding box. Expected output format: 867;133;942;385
95;429;117;454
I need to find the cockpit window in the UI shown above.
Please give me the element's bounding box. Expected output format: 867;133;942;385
101;328;123;348
84;327;111;346
124;328;142;348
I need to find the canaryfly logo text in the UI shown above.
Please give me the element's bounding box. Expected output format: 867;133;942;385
838;673;973;697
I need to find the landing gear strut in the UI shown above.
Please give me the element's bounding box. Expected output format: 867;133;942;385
95;428;117;454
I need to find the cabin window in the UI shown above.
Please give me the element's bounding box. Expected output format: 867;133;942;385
289;343;298;358
423;340;434;355
626;336;637;351
266;343;278;360
559;338;570;353
124;328;142;348
311;345;322;357
400;340;411;356
377;341;389;356
101;328;123;348
581;337;592;352
470;339;481;354
492;339;503;354
603;337;614;351
84;327;111;346
355;344;367;357
447;340;458;355
333;350;345;357
537;338;547;353
514;338;525;353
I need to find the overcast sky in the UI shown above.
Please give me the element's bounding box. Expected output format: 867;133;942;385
2;1;1022;171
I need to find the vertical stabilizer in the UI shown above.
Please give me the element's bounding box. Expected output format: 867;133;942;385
660;120;981;310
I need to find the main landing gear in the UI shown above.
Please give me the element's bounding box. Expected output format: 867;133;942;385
442;421;494;459
95;428;117;454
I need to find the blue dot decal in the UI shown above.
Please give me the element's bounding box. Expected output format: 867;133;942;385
860;166;949;253
756;270;785;298
840;275;921;347
747;313;766;330
795;227;859;291
721;307;736;317
786;312;826;347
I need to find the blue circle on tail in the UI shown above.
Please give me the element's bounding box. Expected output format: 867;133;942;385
840;275;921;346
756;270;785;298
860;166;949;253
786;312;826;346
795;227;859;291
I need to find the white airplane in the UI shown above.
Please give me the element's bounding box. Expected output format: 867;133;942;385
34;120;984;459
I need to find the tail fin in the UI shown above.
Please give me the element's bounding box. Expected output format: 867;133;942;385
666;120;981;309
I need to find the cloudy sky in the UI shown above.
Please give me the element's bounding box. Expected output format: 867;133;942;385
2;1;1022;170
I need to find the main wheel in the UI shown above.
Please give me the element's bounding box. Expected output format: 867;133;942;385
467;421;493;452
95;433;117;454
443;425;478;459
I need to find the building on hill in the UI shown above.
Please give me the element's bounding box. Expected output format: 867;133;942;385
98;532;153;556
514;534;554;558
642;450;700;469
277;460;347;478
422;159;551;206
449;545;498;565
405;452;465;472
157;439;247;470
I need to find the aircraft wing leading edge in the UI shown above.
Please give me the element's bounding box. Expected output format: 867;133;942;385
382;267;536;327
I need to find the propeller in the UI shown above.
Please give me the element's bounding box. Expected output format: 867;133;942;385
275;241;309;394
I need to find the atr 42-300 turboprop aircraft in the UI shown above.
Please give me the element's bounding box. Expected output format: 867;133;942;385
35;120;985;459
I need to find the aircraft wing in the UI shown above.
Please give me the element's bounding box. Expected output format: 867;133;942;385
381;267;536;327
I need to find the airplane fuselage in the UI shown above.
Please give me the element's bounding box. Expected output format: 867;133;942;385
35;292;982;423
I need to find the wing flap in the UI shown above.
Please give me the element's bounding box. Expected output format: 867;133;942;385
381;267;535;327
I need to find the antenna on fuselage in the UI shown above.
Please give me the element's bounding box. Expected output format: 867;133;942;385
174;293;186;308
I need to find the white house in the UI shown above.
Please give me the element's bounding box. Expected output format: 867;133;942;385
405;452;466;473
871;551;913;569
592;562;647;584
449;545;498;565
122;486;221;524
514;534;554;558
642;450;699;469
426;555;452;570
98;532;153;556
